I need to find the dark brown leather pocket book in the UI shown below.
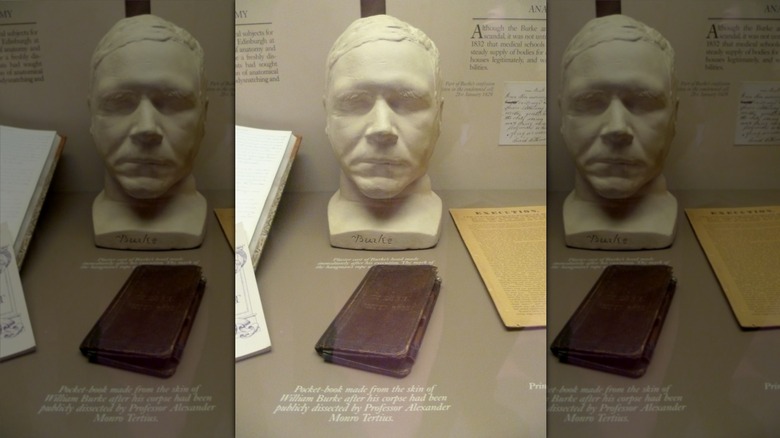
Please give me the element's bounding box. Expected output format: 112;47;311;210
315;264;441;378
551;264;676;378
80;264;206;378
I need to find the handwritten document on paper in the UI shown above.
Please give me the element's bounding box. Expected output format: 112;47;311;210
500;81;546;146
235;224;271;360
686;206;780;328
450;206;546;328
734;82;780;145
0;223;36;361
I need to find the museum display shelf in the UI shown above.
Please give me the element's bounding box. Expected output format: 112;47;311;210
0;190;234;438
547;190;780;437
236;189;546;438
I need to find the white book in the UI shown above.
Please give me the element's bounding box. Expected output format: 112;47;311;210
0;223;36;361
0;125;64;267
234;126;300;268
235;224;271;360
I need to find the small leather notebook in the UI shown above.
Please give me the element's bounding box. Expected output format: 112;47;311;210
80;264;206;378
315;264;441;377
551;264;676;378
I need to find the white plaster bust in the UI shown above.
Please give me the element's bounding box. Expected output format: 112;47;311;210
88;15;208;250
559;15;679;250
324;15;443;250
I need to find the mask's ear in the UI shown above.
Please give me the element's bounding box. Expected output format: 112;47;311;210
323;95;330;136
558;94;564;136
87;95;93;135
434;98;444;134
195;97;209;142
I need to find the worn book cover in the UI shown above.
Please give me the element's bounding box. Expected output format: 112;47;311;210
551;264;676;377
315;264;441;377
80;265;206;378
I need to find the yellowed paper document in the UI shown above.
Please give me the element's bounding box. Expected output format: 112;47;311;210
686;206;780;328
214;208;235;250
450;206;546;328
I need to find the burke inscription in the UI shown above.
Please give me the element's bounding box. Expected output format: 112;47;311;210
115;234;159;245
350;234;394;245
586;233;629;245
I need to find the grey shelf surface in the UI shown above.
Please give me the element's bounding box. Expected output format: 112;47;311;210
237;190;547;438
547;190;780;438
8;188;773;437
0;190;234;438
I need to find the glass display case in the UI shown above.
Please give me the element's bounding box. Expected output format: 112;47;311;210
0;0;777;437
